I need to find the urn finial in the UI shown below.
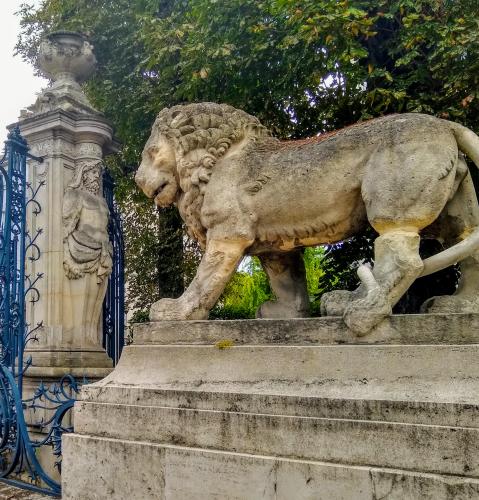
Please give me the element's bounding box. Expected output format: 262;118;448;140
26;31;99;116
38;31;96;85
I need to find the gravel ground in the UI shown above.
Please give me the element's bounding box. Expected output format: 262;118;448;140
0;482;52;499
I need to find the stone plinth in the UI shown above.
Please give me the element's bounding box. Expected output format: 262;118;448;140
63;315;479;499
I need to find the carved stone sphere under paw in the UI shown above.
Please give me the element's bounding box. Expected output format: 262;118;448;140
343;289;392;336
320;290;354;316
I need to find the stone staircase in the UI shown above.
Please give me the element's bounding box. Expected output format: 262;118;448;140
63;315;479;499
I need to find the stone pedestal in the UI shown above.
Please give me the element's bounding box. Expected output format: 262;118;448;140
63;314;479;499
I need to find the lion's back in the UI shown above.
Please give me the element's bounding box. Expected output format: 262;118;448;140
203;112;455;249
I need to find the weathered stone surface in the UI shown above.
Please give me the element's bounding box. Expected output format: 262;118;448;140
135;103;479;334
63;160;112;282
74;401;479;476
63;316;479;498
133;313;479;345
95;343;479;401
26;31;99;116
63;159;112;347
82;385;479;427
14;31;117;375
63;435;479;500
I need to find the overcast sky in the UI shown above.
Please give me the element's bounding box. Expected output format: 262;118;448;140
0;0;47;142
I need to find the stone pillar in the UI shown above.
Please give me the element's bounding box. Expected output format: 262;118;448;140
11;32;121;482
14;31;119;382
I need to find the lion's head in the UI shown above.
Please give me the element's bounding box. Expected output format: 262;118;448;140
136;102;271;245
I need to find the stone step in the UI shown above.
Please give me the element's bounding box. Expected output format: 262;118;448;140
97;343;479;401
65;316;479;498
74;400;479;477
82;384;479;427
63;433;479;500
133;313;479;345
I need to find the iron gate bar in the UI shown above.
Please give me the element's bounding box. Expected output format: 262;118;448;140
102;169;125;365
0;126;63;496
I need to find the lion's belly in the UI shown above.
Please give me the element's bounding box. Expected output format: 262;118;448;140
248;187;367;254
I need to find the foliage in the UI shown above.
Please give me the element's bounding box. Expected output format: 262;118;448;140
129;309;149;324
303;247;330;315
210;258;273;319
16;0;479;316
211;248;332;319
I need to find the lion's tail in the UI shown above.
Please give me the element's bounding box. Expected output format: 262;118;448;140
420;121;479;277
450;121;479;167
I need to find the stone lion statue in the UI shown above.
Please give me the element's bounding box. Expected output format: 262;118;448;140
135;102;479;334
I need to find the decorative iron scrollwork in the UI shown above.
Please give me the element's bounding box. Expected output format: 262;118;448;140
0;127;124;497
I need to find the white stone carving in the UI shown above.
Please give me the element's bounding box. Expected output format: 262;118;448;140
29;139;76;158
17;31;115;387
27;31;100;116
135;102;479;334
28;140;56;157
62;160;112;346
63;160;112;282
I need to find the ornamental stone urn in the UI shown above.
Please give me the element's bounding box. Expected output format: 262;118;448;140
34;31;99;114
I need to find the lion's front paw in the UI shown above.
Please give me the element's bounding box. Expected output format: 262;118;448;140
149;297;208;321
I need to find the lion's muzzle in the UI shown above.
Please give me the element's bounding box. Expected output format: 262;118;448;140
135;161;178;207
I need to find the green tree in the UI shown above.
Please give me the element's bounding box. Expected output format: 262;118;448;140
17;0;479;316
210;258;273;319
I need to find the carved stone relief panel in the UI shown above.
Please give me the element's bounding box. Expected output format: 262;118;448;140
76;142;102;159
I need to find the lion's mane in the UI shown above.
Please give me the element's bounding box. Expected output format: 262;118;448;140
152;102;271;246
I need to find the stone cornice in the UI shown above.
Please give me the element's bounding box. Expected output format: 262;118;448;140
9;109;120;155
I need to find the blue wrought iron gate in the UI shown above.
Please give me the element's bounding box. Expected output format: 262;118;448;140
0;127;125;496
102;169;125;365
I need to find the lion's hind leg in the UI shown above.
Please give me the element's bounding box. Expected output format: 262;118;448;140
422;167;479;314
342;136;458;334
256;250;310;319
343;230;424;335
